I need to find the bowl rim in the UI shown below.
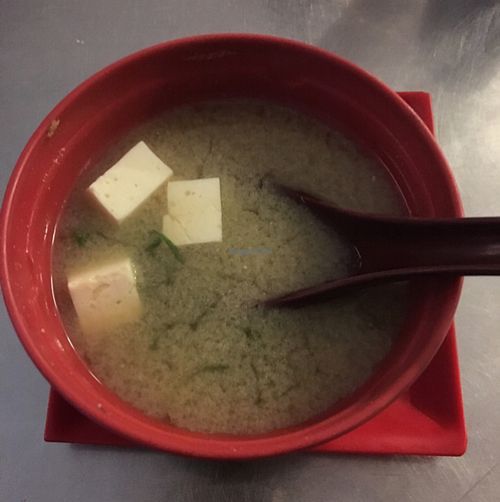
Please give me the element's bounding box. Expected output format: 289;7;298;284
0;33;463;459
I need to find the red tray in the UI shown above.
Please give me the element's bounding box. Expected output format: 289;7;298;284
44;92;467;456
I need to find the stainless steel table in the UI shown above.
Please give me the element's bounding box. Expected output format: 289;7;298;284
1;1;499;500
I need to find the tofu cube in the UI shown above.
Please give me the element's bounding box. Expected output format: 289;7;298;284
67;257;142;335
163;178;222;246
88;141;173;224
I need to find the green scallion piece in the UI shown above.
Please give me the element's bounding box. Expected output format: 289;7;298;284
146;230;184;263
72;231;90;247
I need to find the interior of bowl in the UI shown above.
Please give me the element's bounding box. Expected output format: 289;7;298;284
0;34;462;458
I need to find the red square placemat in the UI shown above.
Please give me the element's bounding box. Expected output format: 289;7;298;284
44;92;467;456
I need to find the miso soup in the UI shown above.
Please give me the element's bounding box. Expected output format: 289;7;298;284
53;101;408;434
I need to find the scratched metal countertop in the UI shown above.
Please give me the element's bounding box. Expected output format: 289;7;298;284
1;1;499;501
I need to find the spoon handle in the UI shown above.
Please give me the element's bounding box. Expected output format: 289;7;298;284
343;214;500;274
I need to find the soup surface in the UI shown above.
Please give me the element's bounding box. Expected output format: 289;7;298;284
53;101;408;434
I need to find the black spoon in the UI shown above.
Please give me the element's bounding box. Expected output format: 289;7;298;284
263;184;500;307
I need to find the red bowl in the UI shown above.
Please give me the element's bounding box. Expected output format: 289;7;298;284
0;34;462;459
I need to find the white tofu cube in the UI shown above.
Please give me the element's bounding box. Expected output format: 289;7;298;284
88;141;173;224
163;178;222;246
67;257;142;335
